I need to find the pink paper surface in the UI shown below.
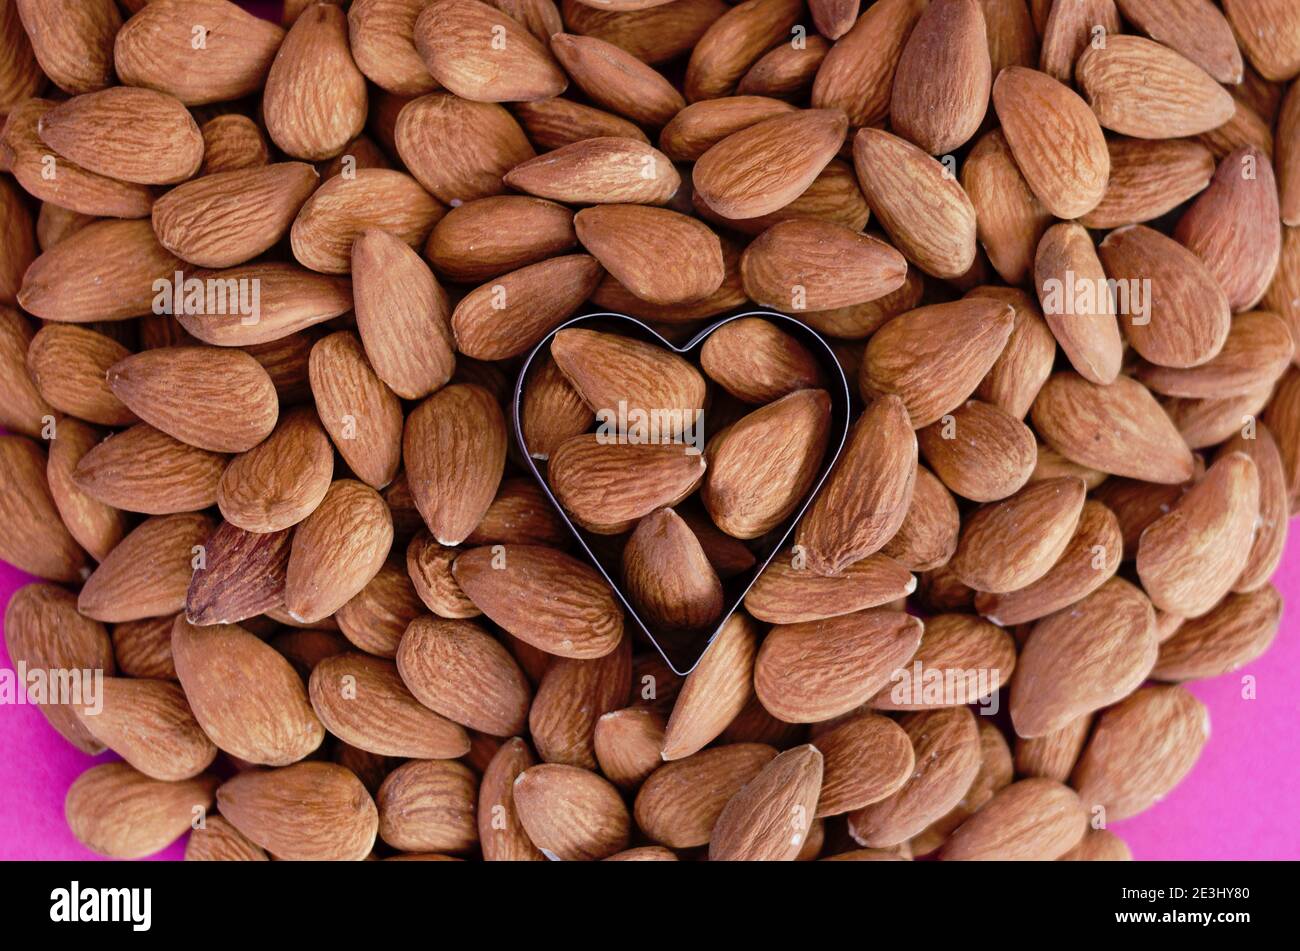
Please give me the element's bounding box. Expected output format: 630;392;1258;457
2;532;1298;861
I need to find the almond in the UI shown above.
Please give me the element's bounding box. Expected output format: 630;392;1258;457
880;464;961;571
851;127;977;278
19;219;181;323
622;508;723;631
708;744;823;861
961;130;1052;286
348;0;438;95
184;521;292;626
812;715;914;817
1079;137;1216;230
283;479;392;623
425;195;575;283
0;179;36;309
552;328;707;422
0;99;154;218
1077;35;1236;138
334;558;425;657
263;3;368;160
698;317;826;404
1015;714;1093;782
529;634;631;767
66;763;216;860
1221;0;1300;82
694;157;872;237
152;163;319;269
754;609;924;723
969;287;1056;419
478;737;545;861
871;612;1017;711
660;612;758;759
513;763;630;860
407;535;482;620
174;263;353;347
184;814;269;861
0;0;42;113
991;66;1110;219
795;394;916;573
78;513;210;622
397;615;532;735
453;545;624;659
1279;83;1300;225
683;0;804;101
15;0;119;95
950;476;1086;593
1139;310;1293;399
215;406;333;533
310;330;403;489
115;0;286;104
551;32;685;128
108;345;278;454
451;254;604;360
890;0;990;155
403;383;506;544
74;423;228;515
635;743;776;847
198;113;271;175
1153;584;1281;681
847;707;981;848
375;759;478;853
3;583;114;753
659;95;796;161
1037;0;1121;82
217;761;378;861
693;109;847;220
1071;685;1209;821
1174;146;1282;312
1114;0;1242;84
745;549;915;624
466;477;568;546
918;399;1037;502
74;677;216;782
1010;578;1158;738
1219;426;1289;591
860;297;1015;427
46;419;128;562
1031;372;1196;483
740;219;906;311
395;92;536;204
1033;222;1122;385
26;323;136;426
702;388;831;539
575;205;724;304
811;0;927;127
939;778;1086;860
1061;829;1132;861
512;95;649;149
413;0;567;102
975;499;1122;625
550;435;706;534
1135;451;1260;616
593;707;666;790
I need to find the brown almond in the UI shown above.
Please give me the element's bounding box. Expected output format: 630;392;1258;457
184;814;269;862
1139;310;1294;399
871;613;1017;711
1220;426;1289;591
198;113;271;175
309;330;403;489
1015;714;1093;782
699;317;825;405
263;3;368;160
812;715;914;817
4;583;114;753
67;763;216;860
513;764;630;860
78;513;210;622
659;95;796;161
1115;0;1242;83
1037;0;1121;82
348;0;438;95
1079;136;1216;230
683;0;804;101
174;263;352;347
575;205;724;305
795;395;917;573
1033;222;1123;384
919;399;1037;502
453;545;624;659
880;464;962;571
708;744;823;861
396;93;535;204
26;323;136;426
661;612;759;760
622;509;724;632
1031;372;1196;483
635;743;777;847
1010;578;1158;738
939;778;1086;861
1136;452;1260;616
414;0;566;102
46;418;127;562
746;549;915;624
1071;685;1209;821
529;635;631;767
512;95;649;148
334;558;425;657
377;759;478;854
811;0;927;127
551;32;684;127
890;0;990;155
1077;34;1235;138
478;737;545;861
950;477;1086;593
284;479;394;624
694;109;847;220
74;423;227;515
215;406;332;533
172;617;325;765
75;677;216;782
594;707;667;791
1153;585;1282;681
961;130;1052;286
755;609;924;723
425;195;575;283
185;521;292;626
741;219;906;312
108;346;278;453
552;328;707;423
217;761;378;861
466;477;568;547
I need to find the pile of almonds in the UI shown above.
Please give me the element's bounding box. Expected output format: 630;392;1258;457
0;0;1295;861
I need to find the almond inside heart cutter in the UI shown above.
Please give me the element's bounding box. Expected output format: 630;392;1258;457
512;310;851;675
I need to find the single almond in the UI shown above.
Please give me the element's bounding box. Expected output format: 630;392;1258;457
184;521;292;626
658;95;796;161
880;464;961;571
67;763;216;860
425;195;575;283
740;219;906;311
919;399;1037;502
939;778;1087;861
550;435;707;534
551;32;685;127
812;715;914;818
74;423;228;515
1078;136;1216;230
1033;222;1122;385
811;0;927;127
478;737;545;861
683;0;805;101
575;205;724;304
75;677;216;782
45;418;127;562
870;612;1018;711
622;508;724;631
513;764;630;860
594;707;667;791
745;549;915;624
377;759;478;853
78;513;211;622
661;612;759;760
961;130;1053;286
26;323;136;426
708;744;823;861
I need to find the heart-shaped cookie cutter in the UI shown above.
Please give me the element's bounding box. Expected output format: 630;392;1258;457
512;310;852;675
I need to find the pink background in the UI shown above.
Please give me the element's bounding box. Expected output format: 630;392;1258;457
2;539;1297;860
2;0;1297;861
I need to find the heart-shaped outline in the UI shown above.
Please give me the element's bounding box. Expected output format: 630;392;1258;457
512;310;852;675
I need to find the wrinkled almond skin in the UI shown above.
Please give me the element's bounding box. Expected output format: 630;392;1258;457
661;612;758;760
1010;578;1158;738
46;419;127;563
66;764;217;860
453;545;624;659
513;764;630;860
27;323;136;426
1071;685;1209;822
79;513;211;623
755;610;924;723
4;584;115;754
185;521;291;626
185;814;269;862
172;617;325;766
1152;585;1282;682
216;407;332;533
217;761;378;861
396;93;536;204
0;436;90;583
426;195;575;283
684;0;804;102
576;204;724;305
635;743;776;848
75;677;216;782
622;509;724;632
594;707;666;791
812;715;914;818
745;550;915;625
870;612;1017;711
529;635;631;768
699;317;825;404
1033;222;1122;385
73;423;227;517
939;778;1087;861
812;0;927;127
377;759;478;854
918;399;1037;503
709;745;823;862
1080;136;1216;230
478;737;545;861
740;219;907;312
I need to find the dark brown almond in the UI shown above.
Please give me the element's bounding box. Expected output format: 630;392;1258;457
185;521;291;626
